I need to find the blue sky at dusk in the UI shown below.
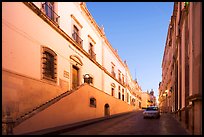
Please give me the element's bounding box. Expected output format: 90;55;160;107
86;2;174;98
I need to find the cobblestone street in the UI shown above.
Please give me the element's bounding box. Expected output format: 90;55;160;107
59;110;189;135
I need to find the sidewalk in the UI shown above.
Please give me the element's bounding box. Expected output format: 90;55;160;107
160;112;190;135
169;113;191;135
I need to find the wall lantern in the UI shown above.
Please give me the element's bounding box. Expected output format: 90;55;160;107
163;93;167;97
184;2;189;7
84;74;92;84
84;74;90;79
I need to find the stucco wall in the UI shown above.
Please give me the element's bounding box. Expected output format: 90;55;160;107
13;84;135;135
3;2;141;135
103;44;126;77
2;70;68;119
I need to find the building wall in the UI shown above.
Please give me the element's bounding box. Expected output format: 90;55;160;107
141;92;150;109
13;84;135;135
2;70;66;119
2;2;103;118
159;2;202;135
2;2;143;134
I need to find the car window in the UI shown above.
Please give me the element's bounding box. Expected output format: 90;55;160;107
146;107;158;111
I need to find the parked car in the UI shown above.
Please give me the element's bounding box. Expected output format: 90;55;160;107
143;106;160;119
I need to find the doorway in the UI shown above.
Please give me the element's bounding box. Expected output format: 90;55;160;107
104;103;110;116
72;65;79;89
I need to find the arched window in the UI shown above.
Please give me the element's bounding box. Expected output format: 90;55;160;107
90;97;96;108
104;103;110;116
42;46;57;82
111;83;115;97
111;87;114;96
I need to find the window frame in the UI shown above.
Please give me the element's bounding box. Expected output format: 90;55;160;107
41;46;57;83
90;97;96;108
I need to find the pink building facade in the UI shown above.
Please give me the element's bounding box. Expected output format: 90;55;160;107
2;2;143;134
159;2;202;135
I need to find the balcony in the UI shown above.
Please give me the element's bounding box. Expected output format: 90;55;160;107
88;49;96;60
42;3;60;24
72;31;83;48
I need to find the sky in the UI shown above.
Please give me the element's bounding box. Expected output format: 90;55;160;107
86;2;174;98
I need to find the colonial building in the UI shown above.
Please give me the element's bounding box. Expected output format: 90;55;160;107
141;90;155;109
159;2;202;135
2;2;143;134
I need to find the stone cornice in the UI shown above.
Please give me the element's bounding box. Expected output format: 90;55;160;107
71;14;83;29
80;2;126;69
88;34;96;45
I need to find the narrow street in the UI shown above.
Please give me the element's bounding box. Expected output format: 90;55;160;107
58;110;189;135
2;2;201;135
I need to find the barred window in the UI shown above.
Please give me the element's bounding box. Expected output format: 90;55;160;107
90;97;96;108
42;47;57;82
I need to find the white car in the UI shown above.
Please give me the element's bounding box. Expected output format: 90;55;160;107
143;106;160;119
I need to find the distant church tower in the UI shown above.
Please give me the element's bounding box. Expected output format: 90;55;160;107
150;89;154;96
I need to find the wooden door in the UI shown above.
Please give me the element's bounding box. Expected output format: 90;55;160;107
72;65;79;89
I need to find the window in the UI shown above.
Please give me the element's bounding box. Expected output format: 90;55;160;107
89;43;96;60
132;98;136;106
45;2;54;20
118;92;121;99
118;85;121;99
72;25;83;47
122;89;124;101
122;74;125;85
111;66;115;77
111;62;115;77
42;47;57;82
127;92;129;102
42;2;60;24
118;70;121;82
90;97;96;108
111;88;114;96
